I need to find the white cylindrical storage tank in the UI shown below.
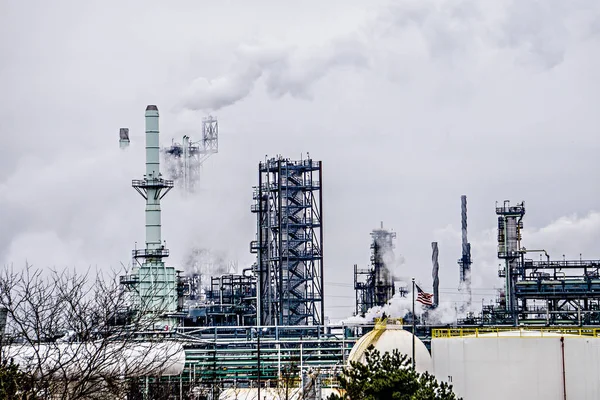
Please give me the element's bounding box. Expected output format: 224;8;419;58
432;328;600;400
4;341;186;378
218;387;344;400
348;319;432;374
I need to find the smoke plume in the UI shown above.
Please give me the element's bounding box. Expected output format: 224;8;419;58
180;38;369;112
182;247;237;287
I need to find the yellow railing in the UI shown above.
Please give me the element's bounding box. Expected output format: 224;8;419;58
432;327;600;338
373;317;404;327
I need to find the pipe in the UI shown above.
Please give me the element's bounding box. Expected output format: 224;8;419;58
522;249;551;262
411;277;415;369
560;336;567;400
182;135;190;191
319;161;325;326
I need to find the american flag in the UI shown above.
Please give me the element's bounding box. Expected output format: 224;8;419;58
415;284;434;306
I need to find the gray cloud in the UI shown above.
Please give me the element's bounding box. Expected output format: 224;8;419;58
1;0;598;321
180;0;600;115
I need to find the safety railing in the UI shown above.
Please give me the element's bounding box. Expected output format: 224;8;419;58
432;327;600;338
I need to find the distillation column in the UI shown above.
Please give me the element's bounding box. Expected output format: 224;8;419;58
130;105;176;328
496;200;525;325
371;223;397;307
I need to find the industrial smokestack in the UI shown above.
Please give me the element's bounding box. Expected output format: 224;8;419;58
119;128;130;149
131;105;172;254
126;105;177;326
145;105;163;250
182;135;190;192
461;195;468;262
459;195;472;305
432;242;439;307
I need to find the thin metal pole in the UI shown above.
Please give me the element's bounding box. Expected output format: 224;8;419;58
278;343;281;380
319;161;325;325
412;277;415;369
560;337;567;400
258;331;261;400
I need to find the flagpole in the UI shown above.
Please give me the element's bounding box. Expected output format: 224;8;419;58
412;277;415;370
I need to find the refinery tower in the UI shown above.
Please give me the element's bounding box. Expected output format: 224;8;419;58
122;105;177;328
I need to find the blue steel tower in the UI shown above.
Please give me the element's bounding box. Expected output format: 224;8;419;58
250;156;324;326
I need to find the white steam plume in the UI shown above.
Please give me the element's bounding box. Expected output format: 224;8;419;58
180;0;600;113
382;244;406;281
180;38;369;112
181;247;237;288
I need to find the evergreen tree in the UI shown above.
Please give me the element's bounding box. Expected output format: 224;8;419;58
328;346;461;400
0;359;25;399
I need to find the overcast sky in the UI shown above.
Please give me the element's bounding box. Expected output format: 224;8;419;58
1;0;599;322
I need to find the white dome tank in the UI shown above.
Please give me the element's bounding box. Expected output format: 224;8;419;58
348;319;432;374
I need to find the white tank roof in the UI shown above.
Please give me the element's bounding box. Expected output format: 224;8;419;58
348;319;432;374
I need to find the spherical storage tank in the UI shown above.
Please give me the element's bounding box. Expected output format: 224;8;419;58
432;328;600;400
348;319;432;374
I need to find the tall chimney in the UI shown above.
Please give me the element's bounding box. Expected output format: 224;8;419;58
144;105;163;250
119;128;130;149
132;106;173;261
130;106;176;325
459;195;472;305
432;242;440;307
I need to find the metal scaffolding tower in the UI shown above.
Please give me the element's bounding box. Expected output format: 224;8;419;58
163;116;219;192
121;105;176;328
354;223;401;316
250;156;324;326
458;195;472;305
354;264;373;317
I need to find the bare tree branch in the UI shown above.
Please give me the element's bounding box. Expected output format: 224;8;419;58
0;264;185;399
